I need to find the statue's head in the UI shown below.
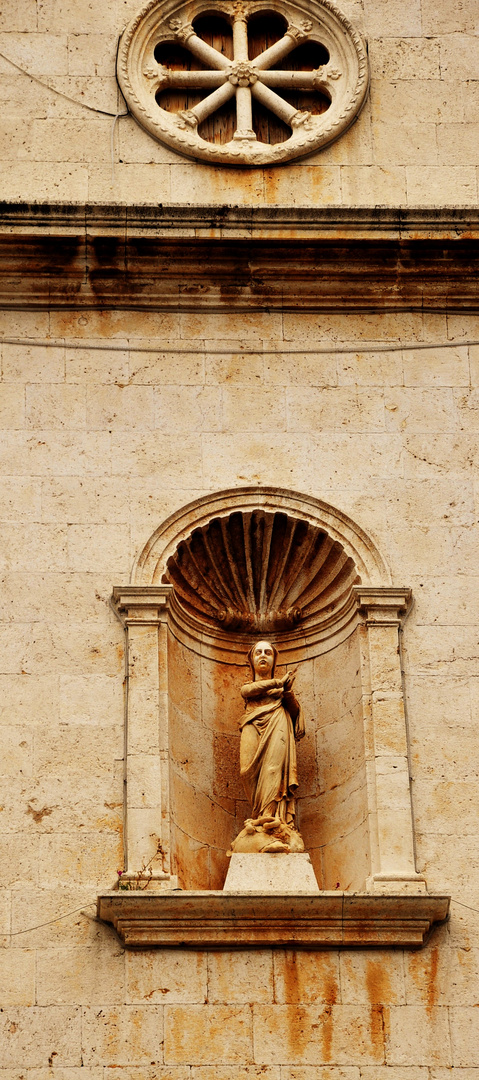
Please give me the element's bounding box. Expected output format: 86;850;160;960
248;639;278;680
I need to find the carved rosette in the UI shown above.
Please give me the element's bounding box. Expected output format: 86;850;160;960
117;0;369;165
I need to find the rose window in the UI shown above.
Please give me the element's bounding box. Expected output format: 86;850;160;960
117;0;369;166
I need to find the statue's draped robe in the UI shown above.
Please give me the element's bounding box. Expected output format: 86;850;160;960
239;682;305;822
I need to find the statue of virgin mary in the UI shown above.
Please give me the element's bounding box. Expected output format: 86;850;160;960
229;639;306;855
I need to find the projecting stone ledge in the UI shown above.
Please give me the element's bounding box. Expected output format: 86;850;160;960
97;891;449;949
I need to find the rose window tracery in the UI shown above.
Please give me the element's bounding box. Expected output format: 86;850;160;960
117;0;369;165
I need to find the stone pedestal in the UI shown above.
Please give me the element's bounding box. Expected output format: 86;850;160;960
223;852;320;893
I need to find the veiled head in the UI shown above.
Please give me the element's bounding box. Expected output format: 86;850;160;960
248;639;278;680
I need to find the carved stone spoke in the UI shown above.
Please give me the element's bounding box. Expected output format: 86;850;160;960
117;0;370;165
164;11;331;143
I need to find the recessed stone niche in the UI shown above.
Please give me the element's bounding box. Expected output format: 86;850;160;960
98;486;449;947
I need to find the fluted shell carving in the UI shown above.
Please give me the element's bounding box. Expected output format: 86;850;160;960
163;510;359;634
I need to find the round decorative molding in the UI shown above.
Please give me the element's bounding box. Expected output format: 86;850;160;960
117;0;369;166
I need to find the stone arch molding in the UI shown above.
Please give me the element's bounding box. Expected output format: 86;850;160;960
132;486;391;659
117;0;369;166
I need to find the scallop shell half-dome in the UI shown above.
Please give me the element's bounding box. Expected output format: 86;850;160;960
162;509;360;635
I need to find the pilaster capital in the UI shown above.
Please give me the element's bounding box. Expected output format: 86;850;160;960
111;585;174;626
353;586;412;626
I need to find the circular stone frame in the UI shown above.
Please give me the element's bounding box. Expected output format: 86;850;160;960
117;0;369;166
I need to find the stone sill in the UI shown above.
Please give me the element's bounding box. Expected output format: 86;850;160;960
97;891;450;949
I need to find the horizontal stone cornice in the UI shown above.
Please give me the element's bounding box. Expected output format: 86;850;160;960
0;204;478;312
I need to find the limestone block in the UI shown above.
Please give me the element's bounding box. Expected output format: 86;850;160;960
66;524;130;574
169;165;264;205
264;347;337;388
111;432;203;484
340;166;407;207
262;166;341;206
0;574;115;625
55;310;179;342
155;387;222;434
127;754;162;810
168;637;201;714
0;949;35;1005
38;830;122;888
439;34;479;81
11;886;101;947
0;524;69;573
286;387;385;433
371;79;464;125
0;477;42;521
0;726;33;776
308;111;373;166
403;346;469;388
87;385;156;430
373;122;437;166
223;387;286;432
191;1071;281;1080
3;344;65;383
106;1070;189;1080
253;1003;385;1065
387;1005;452;1066
406;167;478;206
37;0;119;35
67;33;118;76
0;673;59;726
454;388;479;432
87;164;172;204
0;0;36;31
41;477;129;524
170;770;235;851
0;1006;81;1067
205;347;264;386
0;385;25;429
0;162;89;201
273;951;339;1005
384;389;457;433
0;32;68;75
129;347;204;386
18;1071;104;1080
105;1071;189;1080
33;723;122;777
82;1005;164;1066
164;1004;253;1064
65;344;130;385
340;950;405;1005
405;944;479;1008
363;0;421;36
370;38;440;79
0;430;111;477
126;949;207;1004
402;433;479;480
120;120;185;165
181;312;282;342
207;950;273;1004
361;1071;428;1080
223;854;319;894
450;1008;479;1066
282;311;429;343
36;943;125;1006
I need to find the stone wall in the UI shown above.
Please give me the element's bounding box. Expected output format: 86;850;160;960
0;0;478;204
2;279;479;1072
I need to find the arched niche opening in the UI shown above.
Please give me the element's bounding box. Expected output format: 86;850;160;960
114;488;423;896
